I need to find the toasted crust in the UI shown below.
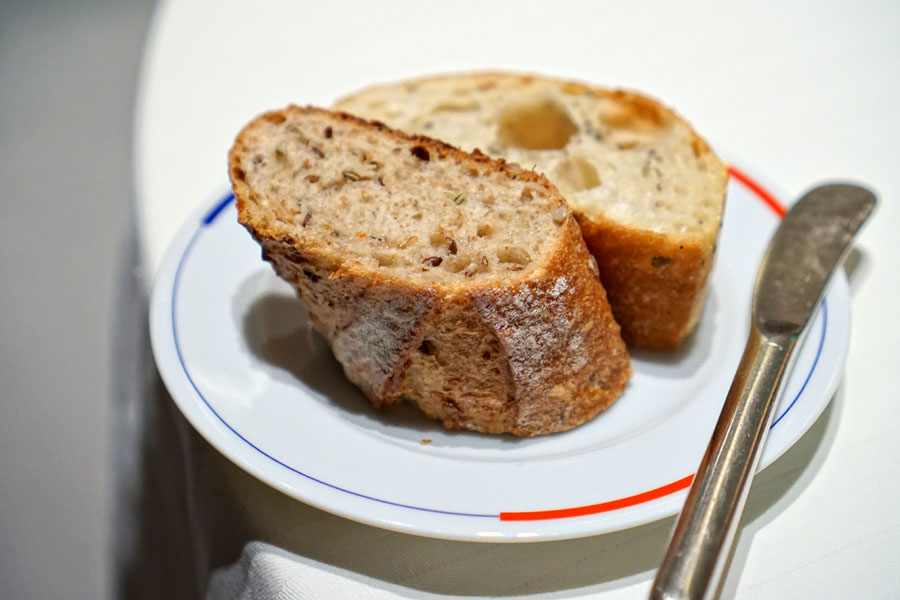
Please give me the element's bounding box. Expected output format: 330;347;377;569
335;72;729;348
230;106;630;435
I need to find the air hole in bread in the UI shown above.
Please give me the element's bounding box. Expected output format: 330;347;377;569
373;251;395;267
497;246;531;266
410;145;430;161
554;155;601;194
497;97;578;150
429;228;446;246
445;255;469;273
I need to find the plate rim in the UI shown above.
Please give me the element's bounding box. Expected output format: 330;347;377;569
149;164;850;542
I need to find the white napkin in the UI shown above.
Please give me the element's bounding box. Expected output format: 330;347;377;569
208;542;419;600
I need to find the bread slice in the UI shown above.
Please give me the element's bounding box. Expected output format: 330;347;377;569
229;106;630;436
335;73;729;349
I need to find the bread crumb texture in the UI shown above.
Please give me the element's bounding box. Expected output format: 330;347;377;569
230;106;630;435
335;73;729;348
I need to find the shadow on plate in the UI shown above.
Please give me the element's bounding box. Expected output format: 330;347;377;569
842;247;872;298
239;279;728;454
240;292;532;446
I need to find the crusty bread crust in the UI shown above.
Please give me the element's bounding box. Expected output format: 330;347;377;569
230;106;630;435
335;72;728;349
576;215;712;349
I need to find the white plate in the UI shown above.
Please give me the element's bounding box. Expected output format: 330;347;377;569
150;165;850;542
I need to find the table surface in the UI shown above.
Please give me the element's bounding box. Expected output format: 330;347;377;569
136;1;900;597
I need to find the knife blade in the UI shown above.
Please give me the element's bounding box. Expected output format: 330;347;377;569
649;183;876;600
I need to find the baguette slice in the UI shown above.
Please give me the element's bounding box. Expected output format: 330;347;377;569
335;73;729;349
229;106;630;436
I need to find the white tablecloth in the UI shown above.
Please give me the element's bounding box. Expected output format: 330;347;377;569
131;1;900;597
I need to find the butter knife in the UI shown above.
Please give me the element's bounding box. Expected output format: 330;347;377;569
649;183;876;600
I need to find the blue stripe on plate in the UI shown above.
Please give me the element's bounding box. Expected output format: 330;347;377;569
173;189;826;519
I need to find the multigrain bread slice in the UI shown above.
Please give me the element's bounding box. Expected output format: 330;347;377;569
229;106;631;436
335;73;729;349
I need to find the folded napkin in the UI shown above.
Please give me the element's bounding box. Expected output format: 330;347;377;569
209;542;417;600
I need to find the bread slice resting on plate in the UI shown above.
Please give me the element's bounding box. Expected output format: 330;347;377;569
230;106;631;436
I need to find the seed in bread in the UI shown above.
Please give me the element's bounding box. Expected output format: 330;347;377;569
229;106;631;436
335;73;729;349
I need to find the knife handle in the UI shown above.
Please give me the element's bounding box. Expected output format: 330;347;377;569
649;327;796;600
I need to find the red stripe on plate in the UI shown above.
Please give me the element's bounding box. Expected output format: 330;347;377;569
500;475;695;521
499;165;784;522
727;164;786;217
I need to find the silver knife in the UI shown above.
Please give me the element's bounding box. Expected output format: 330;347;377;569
649;183;876;600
